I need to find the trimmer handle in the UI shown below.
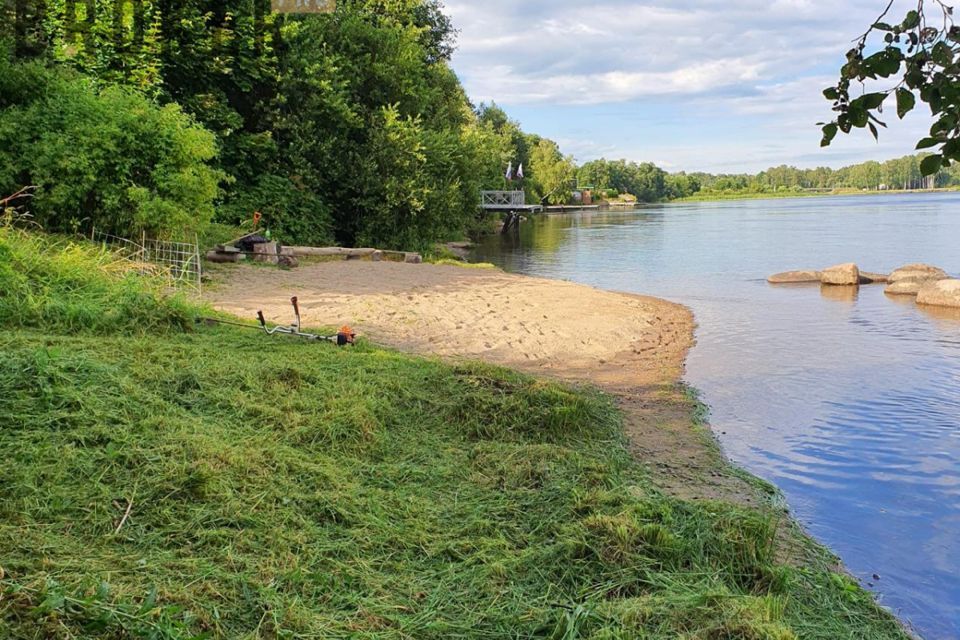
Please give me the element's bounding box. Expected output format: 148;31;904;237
291;296;300;318
257;311;266;328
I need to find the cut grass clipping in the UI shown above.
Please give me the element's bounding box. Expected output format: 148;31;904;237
0;229;908;639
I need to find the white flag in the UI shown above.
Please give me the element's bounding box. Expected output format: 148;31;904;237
517;163;524;180
505;162;514;181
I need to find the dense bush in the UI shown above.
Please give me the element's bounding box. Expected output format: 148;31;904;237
0;62;221;239
219;174;333;247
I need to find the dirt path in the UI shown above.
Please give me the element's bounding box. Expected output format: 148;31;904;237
208;261;758;505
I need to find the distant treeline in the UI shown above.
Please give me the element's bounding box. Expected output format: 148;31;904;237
678;154;960;197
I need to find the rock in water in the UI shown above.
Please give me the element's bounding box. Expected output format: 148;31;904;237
768;270;822;284
859;272;889;284
821;263;860;286
885;280;925;296
888;263;948;284
917;279;960;308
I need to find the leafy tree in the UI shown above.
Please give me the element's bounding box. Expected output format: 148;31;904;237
821;0;960;175
0;61;221;238
2;0;501;248
577;159;668;202
527;139;576;205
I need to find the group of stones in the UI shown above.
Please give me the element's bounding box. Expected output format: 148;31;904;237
768;263;960;308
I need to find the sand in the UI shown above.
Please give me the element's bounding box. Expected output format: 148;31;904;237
209;261;757;505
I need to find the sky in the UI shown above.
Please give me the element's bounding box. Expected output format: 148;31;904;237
443;0;938;174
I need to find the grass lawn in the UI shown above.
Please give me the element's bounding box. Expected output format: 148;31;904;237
0;228;909;639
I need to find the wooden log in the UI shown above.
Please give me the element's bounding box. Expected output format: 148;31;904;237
288;246;420;263
206;250;244;263
253;241;279;264
289;246;378;258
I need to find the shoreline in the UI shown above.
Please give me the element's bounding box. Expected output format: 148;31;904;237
208;260;913;635
208;261;883;555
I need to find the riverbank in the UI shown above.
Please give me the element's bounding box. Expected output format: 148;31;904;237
0;230;910;638
209;262;775;508
207;261;911;633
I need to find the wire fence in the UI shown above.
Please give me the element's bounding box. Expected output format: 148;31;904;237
91;229;203;296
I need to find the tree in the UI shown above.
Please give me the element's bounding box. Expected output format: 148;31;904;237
821;1;960;175
527;139;575;205
0;62;221;238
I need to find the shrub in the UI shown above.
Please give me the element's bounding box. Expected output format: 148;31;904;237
0;62;222;239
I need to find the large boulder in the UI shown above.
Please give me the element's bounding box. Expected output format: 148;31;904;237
888;263;948;284
885;280;924;296
821;263;860;286
768;270;822;284
917;278;960;308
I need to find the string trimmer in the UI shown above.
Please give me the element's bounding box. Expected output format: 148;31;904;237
199;297;356;346
257;297;356;346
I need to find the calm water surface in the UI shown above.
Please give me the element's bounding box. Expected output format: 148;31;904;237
472;193;960;639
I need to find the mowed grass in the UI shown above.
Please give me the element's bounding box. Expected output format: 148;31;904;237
0;230;909;639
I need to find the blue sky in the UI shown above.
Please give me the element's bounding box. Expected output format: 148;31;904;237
444;0;936;173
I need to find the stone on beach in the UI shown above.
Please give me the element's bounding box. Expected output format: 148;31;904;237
768;270;822;284
888;264;948;284
821;263;860;286
916;278;960;308
884;280;925;296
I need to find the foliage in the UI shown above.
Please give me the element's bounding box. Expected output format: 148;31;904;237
0;233;909;639
579;159;669;202
822;1;960;175
218;174;334;247
1;1;513;249
681;153;956;198
0;226;194;334
528;138;577;205
0;61;221;239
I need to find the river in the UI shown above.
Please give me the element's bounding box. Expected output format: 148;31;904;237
471;193;960;639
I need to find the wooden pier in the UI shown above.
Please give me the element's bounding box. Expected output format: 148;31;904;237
480;191;543;233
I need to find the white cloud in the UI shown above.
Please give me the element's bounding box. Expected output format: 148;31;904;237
443;1;937;172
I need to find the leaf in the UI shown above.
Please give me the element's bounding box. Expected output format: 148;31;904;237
849;107;869;128
873;22;894;31
920;154;942;176
860;92;887;109
916;137;941;149
138;585;158;615
895;88;916;119
868;122;879;140
932;41;954;66
903;10;920;30
820;123;838;147
823;87;840;101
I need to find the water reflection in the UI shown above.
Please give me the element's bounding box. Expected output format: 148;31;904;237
820;285;860;303
473;194;960;639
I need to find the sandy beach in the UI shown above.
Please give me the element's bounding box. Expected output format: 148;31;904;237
209;261;761;505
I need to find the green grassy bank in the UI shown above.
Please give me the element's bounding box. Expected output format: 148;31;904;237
0;229;908;639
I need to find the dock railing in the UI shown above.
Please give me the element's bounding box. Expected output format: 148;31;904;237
481;190;527;209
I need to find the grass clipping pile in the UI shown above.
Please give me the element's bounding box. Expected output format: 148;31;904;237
0;229;907;639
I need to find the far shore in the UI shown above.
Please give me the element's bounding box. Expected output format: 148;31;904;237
676;186;960;203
